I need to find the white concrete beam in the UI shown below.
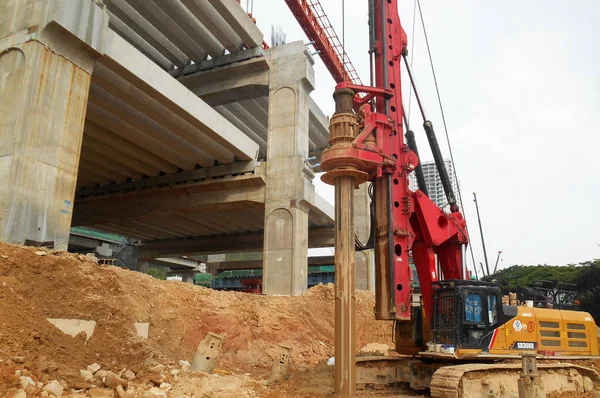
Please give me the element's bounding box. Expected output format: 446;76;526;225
178;56;269;106
88;85;214;167
125;0;207;61
107;11;172;70
239;98;269;126
84;120;178;174
181;0;244;53
78;158;123;183
86;103;196;171
312;193;335;226
72;175;266;226
156;0;224;58
81;134;161;177
78;163;113;185
207;0;263;48
154;257;204;270
76;160;257;197
107;0;188;67
80;145;144;180
93;62;237;164
308;96;330;149
224;103;268;141
170;47;262;77
101;30;259;161
214;106;267;155
138;227;333;258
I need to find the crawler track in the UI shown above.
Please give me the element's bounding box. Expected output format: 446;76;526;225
430;362;600;398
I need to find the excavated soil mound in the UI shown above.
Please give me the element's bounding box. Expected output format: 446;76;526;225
0;242;394;396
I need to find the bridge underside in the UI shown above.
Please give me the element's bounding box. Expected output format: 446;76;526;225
72;166;334;257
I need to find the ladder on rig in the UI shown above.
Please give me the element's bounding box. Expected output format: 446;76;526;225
284;0;362;85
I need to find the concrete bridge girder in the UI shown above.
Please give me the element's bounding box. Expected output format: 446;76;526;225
105;0;263;69
0;0;261;249
176;43;331;161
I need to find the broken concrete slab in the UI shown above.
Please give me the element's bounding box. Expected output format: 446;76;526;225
46;319;96;340
134;322;149;339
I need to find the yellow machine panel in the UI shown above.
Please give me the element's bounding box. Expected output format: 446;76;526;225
488;306;599;356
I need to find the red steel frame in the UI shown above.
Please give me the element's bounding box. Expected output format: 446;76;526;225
312;0;469;322
284;0;362;85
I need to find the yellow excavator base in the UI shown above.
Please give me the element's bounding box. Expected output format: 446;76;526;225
356;354;600;397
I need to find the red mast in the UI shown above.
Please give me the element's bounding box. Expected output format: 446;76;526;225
284;0;361;85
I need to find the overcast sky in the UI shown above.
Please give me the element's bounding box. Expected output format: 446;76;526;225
250;0;600;270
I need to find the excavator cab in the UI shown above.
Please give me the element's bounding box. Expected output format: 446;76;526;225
431;280;508;350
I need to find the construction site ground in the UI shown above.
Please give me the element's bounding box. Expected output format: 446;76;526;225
0;243;418;397
1;242;599;398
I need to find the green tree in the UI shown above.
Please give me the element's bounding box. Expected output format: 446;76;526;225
147;266;166;280
574;260;600;320
483;259;600;322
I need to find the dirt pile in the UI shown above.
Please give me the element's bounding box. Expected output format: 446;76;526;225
0;242;394;396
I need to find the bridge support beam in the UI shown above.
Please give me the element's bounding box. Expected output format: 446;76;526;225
354;184;375;291
0;0;108;249
136;260;149;274
167;270;196;284
262;42;316;296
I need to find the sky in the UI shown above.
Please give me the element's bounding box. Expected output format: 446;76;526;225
248;0;600;270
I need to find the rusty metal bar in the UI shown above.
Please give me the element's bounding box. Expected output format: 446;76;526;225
321;88;359;396
334;175;356;396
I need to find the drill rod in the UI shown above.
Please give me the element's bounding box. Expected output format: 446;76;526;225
334;175;356;396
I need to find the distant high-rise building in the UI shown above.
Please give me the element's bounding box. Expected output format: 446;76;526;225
409;159;460;210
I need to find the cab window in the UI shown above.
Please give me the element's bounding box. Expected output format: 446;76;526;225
464;292;483;322
487;294;498;326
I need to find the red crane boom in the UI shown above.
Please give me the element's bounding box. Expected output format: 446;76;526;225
284;0;361;85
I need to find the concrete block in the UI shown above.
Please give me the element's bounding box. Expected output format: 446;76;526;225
189;332;225;373
269;344;291;383
95;242;112;257
134;322;149;339
43;380;63;397
80;369;93;382
20;376;35;389
13;389;26;398
46;319;96;340
87;363;101;374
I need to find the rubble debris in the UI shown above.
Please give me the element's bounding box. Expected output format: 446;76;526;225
20;375;35;389
88;363;101;374
122;369;136;380
80;369;94;382
104;371;128;389
88;387;115;397
42;380;63;397
13;389;26;398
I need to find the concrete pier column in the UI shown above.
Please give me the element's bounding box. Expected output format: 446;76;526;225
136;260;149;274
206;254;225;276
0;0;108;249
354;184;374;290
180;271;196;284
262;42;316;296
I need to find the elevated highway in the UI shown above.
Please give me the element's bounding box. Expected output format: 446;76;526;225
1;0;334;295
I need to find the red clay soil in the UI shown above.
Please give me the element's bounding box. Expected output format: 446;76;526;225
0;242;394;396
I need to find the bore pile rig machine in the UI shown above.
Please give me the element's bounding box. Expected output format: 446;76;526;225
287;0;600;397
